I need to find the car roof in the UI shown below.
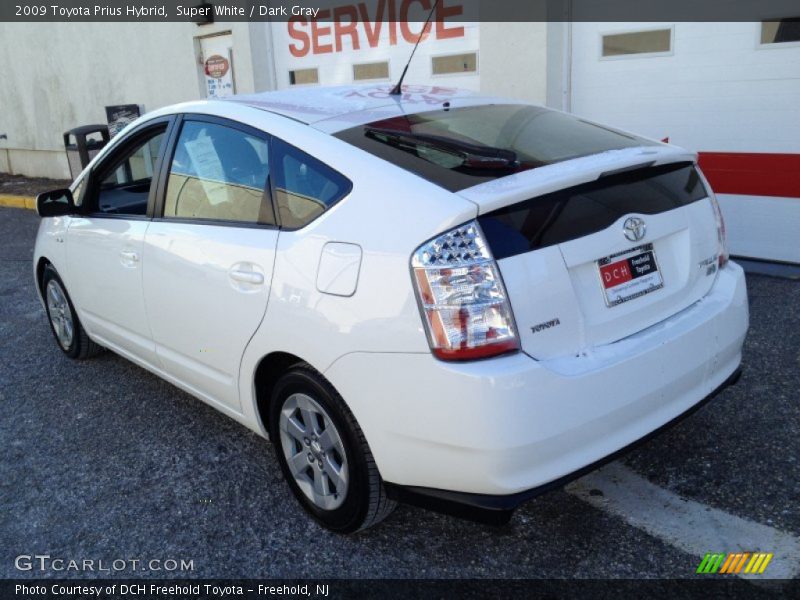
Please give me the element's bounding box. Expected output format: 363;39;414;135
224;84;501;127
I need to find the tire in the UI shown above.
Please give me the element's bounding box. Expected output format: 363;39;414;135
269;365;396;533
42;265;104;360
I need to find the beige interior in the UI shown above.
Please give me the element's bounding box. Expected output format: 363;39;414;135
164;173;263;223
274;188;325;229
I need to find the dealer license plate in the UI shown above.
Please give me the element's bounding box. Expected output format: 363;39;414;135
597;243;664;307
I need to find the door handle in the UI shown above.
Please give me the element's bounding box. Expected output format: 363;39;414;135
229;269;264;285
120;250;139;262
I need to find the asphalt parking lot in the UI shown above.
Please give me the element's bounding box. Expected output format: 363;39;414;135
1;205;798;581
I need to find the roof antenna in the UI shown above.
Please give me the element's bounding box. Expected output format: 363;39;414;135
390;0;440;96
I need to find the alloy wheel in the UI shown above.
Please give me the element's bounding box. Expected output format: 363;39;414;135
46;280;74;350
278;392;349;510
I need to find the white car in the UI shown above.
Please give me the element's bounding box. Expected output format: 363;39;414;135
33;85;748;532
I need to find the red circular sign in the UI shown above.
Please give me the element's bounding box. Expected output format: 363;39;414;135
205;55;229;79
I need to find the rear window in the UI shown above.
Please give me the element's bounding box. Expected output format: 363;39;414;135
334;104;656;192
479;163;708;260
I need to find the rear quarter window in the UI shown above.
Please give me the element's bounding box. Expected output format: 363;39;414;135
272;138;352;230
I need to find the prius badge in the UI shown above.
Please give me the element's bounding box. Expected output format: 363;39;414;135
623;217;647;242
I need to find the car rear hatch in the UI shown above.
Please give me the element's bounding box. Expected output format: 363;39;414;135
330;103;721;359
461;147;720;360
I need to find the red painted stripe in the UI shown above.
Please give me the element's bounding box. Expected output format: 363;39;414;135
697;152;800;199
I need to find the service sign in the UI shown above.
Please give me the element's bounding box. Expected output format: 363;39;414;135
269;0;479;91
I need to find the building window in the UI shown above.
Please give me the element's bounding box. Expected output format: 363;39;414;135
761;19;800;44
431;52;478;75
289;68;319;86
353;61;390;81
601;29;672;57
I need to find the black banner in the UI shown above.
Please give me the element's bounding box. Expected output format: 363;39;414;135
3;579;799;600
2;0;800;23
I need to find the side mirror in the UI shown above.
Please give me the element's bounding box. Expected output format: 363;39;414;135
36;188;75;217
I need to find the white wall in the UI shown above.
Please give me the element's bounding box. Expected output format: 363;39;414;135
0;21;260;179
569;22;800;263
267;19;549;103
570;22;800;151
269;19;482;90
479;22;547;103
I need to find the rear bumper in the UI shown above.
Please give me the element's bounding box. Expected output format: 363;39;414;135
325;262;748;509
383;367;741;525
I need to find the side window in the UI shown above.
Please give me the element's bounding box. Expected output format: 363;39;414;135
91;127;166;215
164;121;273;225
272;138;351;229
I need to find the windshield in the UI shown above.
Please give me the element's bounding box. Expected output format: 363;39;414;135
334;104;657;192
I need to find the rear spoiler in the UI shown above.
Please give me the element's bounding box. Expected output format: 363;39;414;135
458;146;697;215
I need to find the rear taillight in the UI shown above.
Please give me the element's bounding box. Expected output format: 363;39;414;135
709;193;729;268
411;221;519;361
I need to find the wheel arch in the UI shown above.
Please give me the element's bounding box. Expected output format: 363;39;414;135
253;351;309;439
35;256;52;300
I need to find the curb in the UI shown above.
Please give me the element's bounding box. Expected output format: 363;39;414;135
0;194;37;210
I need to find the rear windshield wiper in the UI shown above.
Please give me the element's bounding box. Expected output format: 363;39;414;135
364;126;520;170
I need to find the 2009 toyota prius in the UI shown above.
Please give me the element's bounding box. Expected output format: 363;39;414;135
33;85;748;532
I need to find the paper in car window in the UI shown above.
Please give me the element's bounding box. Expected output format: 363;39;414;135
184;135;229;206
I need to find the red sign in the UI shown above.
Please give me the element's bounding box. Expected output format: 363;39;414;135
288;0;465;58
600;259;633;289
205;55;230;79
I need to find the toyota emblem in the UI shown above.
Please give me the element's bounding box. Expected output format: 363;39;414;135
623;217;646;242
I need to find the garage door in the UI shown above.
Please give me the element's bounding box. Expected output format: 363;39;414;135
570;21;800;264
